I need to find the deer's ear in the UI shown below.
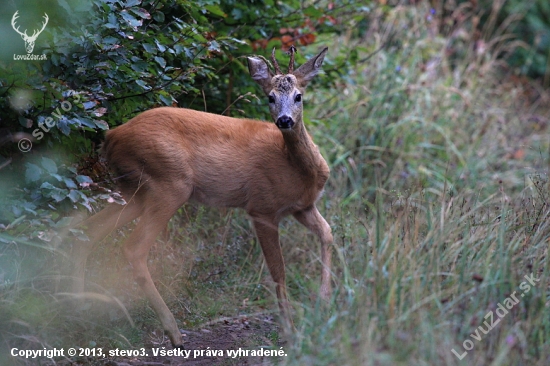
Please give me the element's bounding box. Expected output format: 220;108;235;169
293;47;328;88
247;57;273;95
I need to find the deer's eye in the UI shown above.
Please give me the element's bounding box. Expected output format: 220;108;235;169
295;94;302;103
268;95;275;104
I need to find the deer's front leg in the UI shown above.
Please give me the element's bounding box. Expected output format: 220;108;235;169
252;217;292;328
293;205;333;300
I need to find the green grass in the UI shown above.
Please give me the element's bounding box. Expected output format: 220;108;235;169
1;3;550;366
281;4;550;365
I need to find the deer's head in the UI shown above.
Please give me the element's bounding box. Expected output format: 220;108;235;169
11;11;49;54
248;47;328;131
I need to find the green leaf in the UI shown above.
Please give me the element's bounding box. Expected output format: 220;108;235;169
57;119;71;135
50;188;69;202
41;158;58;174
303;5;323;18
69;228;90;241
120;10;142;27
64;178;78;189
54;216;73;228
143;43;156;53
40;182;68;202
155;40;166;52
125;0;141;7
25;163;43;183
79;118;97;128
107;13;118;28
153;11;165;22
19;116;32;128
231;8;243;20
76;175;93;185
208;40;221;52
95;120;109;130
40;182;56;190
136;79;151;90
50;174;63;182
68;189;81;203
154;56;166;69
8;215;27;228
159;93;174;106
131;63;149;73
103;37;119;45
228;37;247;45
205;4;226;18
83;101;96;110
131;8;151;19
21;202;37;215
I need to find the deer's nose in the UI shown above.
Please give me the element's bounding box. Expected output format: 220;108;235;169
276;116;294;130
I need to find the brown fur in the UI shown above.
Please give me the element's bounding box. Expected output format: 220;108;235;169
273;75;297;93
103;108;328;216
71;48;333;348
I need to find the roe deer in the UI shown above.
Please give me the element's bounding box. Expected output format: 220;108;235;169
71;47;333;348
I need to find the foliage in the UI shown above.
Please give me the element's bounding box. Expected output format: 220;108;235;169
446;0;550;85
0;0;358;140
501;0;550;82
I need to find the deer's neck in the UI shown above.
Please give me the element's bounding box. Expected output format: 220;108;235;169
282;121;323;178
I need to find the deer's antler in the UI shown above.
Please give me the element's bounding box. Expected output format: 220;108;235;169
271;48;282;75
287;45;297;74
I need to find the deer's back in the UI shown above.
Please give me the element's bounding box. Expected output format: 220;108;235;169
103;107;328;217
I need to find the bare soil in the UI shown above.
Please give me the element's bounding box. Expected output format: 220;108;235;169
46;314;284;366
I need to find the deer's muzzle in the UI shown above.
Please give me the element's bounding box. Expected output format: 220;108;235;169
276;116;294;130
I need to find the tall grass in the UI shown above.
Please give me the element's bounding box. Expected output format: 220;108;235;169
284;3;549;365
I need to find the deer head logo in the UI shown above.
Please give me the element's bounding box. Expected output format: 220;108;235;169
11;11;49;54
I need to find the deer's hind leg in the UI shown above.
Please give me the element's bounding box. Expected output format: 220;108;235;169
121;187;192;348
293;205;333;300
71;199;143;292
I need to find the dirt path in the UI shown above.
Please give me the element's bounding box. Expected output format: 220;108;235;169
51;314;286;366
